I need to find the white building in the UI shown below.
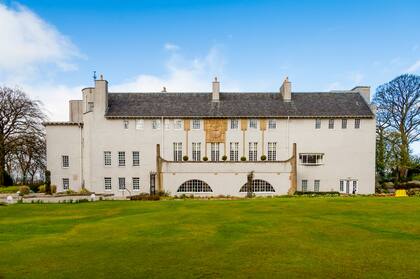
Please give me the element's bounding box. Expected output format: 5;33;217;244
45;76;376;196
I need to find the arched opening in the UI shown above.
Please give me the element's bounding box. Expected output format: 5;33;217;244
239;179;275;192
177;179;213;193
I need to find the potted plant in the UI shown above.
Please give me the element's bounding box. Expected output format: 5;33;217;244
222;155;227;161
240;156;247;161
260;155;267;161
203;156;208;161
183;155;189;161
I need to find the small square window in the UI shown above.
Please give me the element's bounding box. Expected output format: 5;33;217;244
174;119;183;130
230;119;239;129
315;119;321;129
342;119;347;129
268;119;276;129
355;119;361;129
87;102;94;112
328;119;334;129
135;120;144;130
192;119;201;129
249;119;258;129
62;178;69;190
123;120;129;129
152;119;161;130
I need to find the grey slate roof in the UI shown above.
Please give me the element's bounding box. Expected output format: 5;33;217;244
105;92;374;118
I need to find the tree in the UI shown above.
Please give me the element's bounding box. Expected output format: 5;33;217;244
0;87;46;185
373;74;420;180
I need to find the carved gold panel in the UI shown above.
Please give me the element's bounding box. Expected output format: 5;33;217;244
241;119;247;131
204;119;227;143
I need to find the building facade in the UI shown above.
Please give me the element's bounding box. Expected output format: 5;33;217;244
45;76;376;196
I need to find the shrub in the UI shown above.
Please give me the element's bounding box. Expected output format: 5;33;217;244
407;188;420;197
130;193;160;201
51;185;57;194
0;186;20;193
45;170;51;195
79;188;91;195
240;156;247;161
412;174;420;181
157;191;170;197
222;155;227;161
18;186;30;196
203;156;208;161
260;155;267;161
38;185;46;193
183;155;189;161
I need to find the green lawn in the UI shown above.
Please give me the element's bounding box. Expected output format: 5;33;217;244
1;197;420;279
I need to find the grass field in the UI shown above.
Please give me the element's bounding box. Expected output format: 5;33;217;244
1;197;420;279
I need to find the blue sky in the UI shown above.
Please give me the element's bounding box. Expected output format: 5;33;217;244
0;0;419;152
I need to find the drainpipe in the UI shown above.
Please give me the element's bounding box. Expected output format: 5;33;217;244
79;123;84;189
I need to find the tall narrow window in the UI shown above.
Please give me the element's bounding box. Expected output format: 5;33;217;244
352;180;358;194
230;142;239;161
118;151;126;166
268;142;277;161
315;119;321;129
339;180;344;192
314;180;320;192
104;177;112;191
268;119;277;129
192;142;201;161
123;120;129;129
132;177;140;191
164;119;171;130
135;120;144;130
328;119;334;129
230;119;239;129
192;119;201;129
62;178;69;190
174;119;183;130
249;119;258;129
302;180;308;192
152;119;161;130
342;119;347;129
87;102;94;112
173;142;182;161
211;143;220;161
355;119;361;129
62;155;69;168
132;151;140;166
249;142;258;161
118;177;126;190
104;151;111;166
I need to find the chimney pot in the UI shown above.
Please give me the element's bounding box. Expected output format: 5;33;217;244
280;76;292;102
212;77;220;102
162;86;167;93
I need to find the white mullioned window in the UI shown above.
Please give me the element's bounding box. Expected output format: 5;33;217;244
230;119;239;129
132;177;140;191
177;179;213;193
132;151;140;166
342;119;347;129
328;119;334;129
249;142;258;161
302;180;308;192
249;119;258;129
268;142;277;161
118;177;126;191
315;119;321;129
104;177;112;191
152;119;161;130
87;102;94;112
192;142;201;161
353;180;358;194
135;119;144;130
340;180;344;192
314;180;320;192
299;153;324;165
174;119;183;130
62;178;69;190
230;142;239;161
192;119;201;129
268;119;277;129
123;120;129;129
104;151;111;166
118;151;126;166
173;142;182;161
164;119;171;130
355;119;361;129
211;143;220;161
62;155;69;168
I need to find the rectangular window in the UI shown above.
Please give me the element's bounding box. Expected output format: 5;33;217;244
249;142;258;161
302;180;308;192
355;119;361;129
132;151;140;166
299;154;324;165
104;177;112;191
118;151;126;166
211;143;220;161
249;119;258;129
164;119;171;130
328;119;334;129
152;119;161;130
353;180;357;194
132;177;140;191
173;142;182;161
62;178;69;190
118;177;126;191
340;180;344;192
192;119;201;129
87;102;94;112
230;119;239;129
314;180;320;192
230;142;239;161
342;119;347;129
192;142;201;161
62;155;69;168
104;151;111;166
174;119;183;130
135;119;144;130
315;119;321;129
268;119;277;129
123;120;129;129
268;142;277;161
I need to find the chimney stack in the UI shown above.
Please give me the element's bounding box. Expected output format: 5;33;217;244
280;77;291;102
212;77;220;102
351;86;371;103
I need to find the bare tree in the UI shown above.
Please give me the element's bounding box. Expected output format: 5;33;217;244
0;87;46;185
373;74;420;179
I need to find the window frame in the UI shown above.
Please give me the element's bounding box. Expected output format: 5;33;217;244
192;142;201;161
62;178;69;190
342;119;347;129
132;151;140;166
268;142;277;161
192;119;201;130
123;120;129;129
299;153;324;165
249;142;258;161
315;119;321;129
211;143;220;162
62;155;69;168
301;180;308;192
135;119;144;130
230;142;239;161
230;119;239;130
355;119;361;129
132;177;140;191
152;119;161;130
314;180;320;192
328;119;334;129
104;177;112;191
118;151;126;167
174;119;183;130
173;142;182;161
118;177;126;191
104;151;111;166
268;119;277;129
249;119;258;129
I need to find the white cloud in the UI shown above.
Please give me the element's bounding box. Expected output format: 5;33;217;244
164;43;179;51
0;3;81;78
406;60;420;73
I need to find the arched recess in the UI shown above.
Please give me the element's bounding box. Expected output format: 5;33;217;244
239;179;275;192
177;179;213;193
